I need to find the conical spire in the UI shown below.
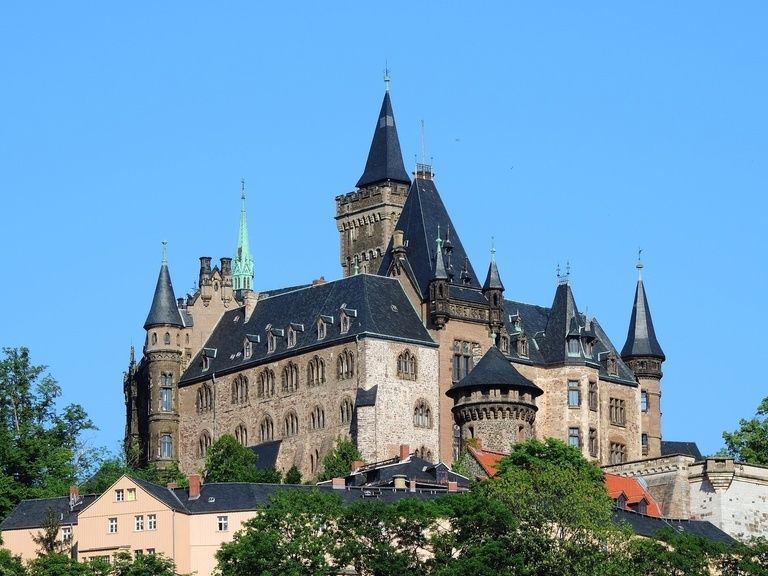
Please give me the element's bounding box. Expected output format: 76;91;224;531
433;227;447;279
356;89;410;189
482;243;504;291
233;180;254;291
621;258;665;360
144;242;183;330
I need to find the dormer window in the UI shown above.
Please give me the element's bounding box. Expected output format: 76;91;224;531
268;333;277;353
567;337;580;356
243;339;253;360
202;356;210;371
287;327;296;348
607;353;618;376
517;336;529;358
317;320;326;340
499;336;509;353
201;348;217;372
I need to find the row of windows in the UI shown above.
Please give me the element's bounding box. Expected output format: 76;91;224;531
567;380;598;411
453;340;476;381
107;514;157;534
149;331;190;347
568;427;631;464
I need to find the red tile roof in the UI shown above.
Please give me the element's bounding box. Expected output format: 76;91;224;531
467;446;507;478
604;473;661;517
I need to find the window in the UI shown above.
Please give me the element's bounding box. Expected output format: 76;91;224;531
160;373;172;412
588;381;598;411
310;449;320;474
147;548;156;555
126;488;136;501
233;374;250;403
567;337;580;356
202;355;210;371
217;516;228;532
108;518;118;534
115;489;124;502
397;350;417;380
452;340;476;381
244;339;253;359
164;332;171;345
199;430;212;457
609;398;626;426
282;362;299;393
147;514;157;530
135;515;144;531
337;350;354;380
500;336;509;353
607;354;618;376
517;336;529;358
62;526;72;543
641;390;649;412
567;380;581;407
235;423;248;446
197;384;213;413
317;319;327;340
589;428;598;457
311;406;325;430
413;400;432;428
284;412;299;436
568;427;581;448
151;332;157;345
641;433;649;455
159;434;173;459
610;442;627;464
307;356;325;386
340;313;351;334
340;398;354;425
267;333;277;354
259;417;274;442
287;326;297;348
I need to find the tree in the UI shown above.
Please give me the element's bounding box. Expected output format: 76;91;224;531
110;550;181;576
284;465;302;485
202;434;279;483
0;347;97;519
722;397;768;464
31;508;65;556
0;548;27;576
318;437;361;481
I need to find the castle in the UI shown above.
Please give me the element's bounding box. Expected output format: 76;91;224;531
124;85;666;479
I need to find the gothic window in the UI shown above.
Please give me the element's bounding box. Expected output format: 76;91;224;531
337;350;354;380
198;430;211;457
235;423;248;446
282;362;299;393
284;411;299;436
610;442;627;464
287;327;296;348
567;380;581;407
588;381;598;411
588;428;598;457
641;390;649;412
160;374;173;412
196;384;213;414
202;355;210;371
452;340;475;381
568;427;581;448
641;433;649;455
259;416;274;442
257;369;275;398
340;398;354;425
340;313;350;335
414;446;434;462
232;375;249;404
307;356;325;386
413;400;432;428
397;350;417;380
317;319;326;340
244;339;253;360
310;449;320;474
311;406;326;430
609;398;626;426
267;333;277;354
159;434;173;459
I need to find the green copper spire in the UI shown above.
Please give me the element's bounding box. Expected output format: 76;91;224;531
232;179;254;291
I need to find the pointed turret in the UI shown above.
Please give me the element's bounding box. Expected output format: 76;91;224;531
483;245;505;332
434;229;447;280
621;259;665;360
233;182;254;292
356;90;410;189
482;245;504;291
144;243;183;329
540;273;585;364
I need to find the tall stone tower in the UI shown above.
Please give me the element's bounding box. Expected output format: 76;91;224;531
135;244;185;467
621;257;665;459
335;78;411;275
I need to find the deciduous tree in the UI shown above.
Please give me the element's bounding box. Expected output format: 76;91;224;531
318;437;361;481
722;397;768;465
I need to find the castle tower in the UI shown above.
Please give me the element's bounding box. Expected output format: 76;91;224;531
482;245;505;336
448;346;543;453
621;257;665;459
232;182;254;292
141;243;184;467
336;75;411;276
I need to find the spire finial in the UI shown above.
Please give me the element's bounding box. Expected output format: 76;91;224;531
636;248;644;281
384;64;391;93
161;241;168;264
436;224;443;251
241;177;246;200
491;237;496;263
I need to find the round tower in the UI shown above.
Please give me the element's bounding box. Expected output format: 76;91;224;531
447;346;543;453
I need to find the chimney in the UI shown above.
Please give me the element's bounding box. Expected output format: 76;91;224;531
351;460;365;473
69;485;80;505
393;474;407;490
447;481;458;492
399;444;410;462
409;479;417;493
312;276;327;286
188;474;201;499
332;477;346;490
393;230;405;253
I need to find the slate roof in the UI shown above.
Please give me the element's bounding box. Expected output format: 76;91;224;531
144;262;184;329
614;508;735;544
320;454;470;489
621;279;665;360
449;346;543;396
378;177;483;301
356;91;410;189
0;494;97;530
180;274;436;384
482;258;504;291
251;440;281;469
661;441;703;461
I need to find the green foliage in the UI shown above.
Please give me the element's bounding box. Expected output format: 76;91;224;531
0;347;97;519
109;550;181;576
27;552;89;576
283;465;302;485
318;437;361;481
0;548;26;576
30;509;64;556
203;435;280;483
497;437;604;484
722;397;768;464
81;458;187;495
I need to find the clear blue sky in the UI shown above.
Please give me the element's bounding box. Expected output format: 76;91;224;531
2;2;766;460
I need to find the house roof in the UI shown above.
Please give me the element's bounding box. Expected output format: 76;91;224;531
449;346;543;396
180;274;436;384
661;441;703;461
356;91;410;189
0;494;97;531
614;508;735;544
467;446;507;478
604;473;662;517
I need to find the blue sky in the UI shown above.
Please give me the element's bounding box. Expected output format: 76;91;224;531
1;2;766;460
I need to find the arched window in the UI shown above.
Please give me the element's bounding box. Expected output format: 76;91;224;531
159;434;173;459
340;398;354;425
310;448;320;474
259;416;274;442
231;375;248;404
164;332;171;345
151;332;157;345
397;350;417;380
198;430;211;458
196;384;213;413
282;362;299;393
258;369;275;398
337;350;354;380
413;400;432;428
284;411;299;437
311;406;325;430
307;357;325;386
235;423;248;446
